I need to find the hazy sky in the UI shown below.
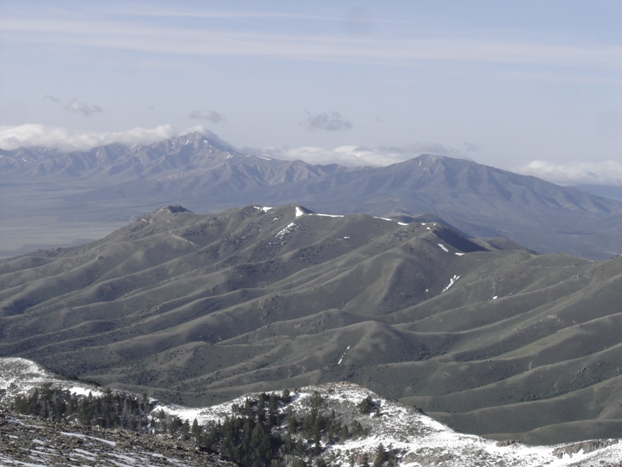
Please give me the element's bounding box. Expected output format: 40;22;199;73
1;0;621;184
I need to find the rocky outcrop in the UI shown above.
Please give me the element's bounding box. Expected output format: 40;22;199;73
0;409;237;467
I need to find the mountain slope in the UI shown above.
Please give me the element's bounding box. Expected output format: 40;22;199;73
1;205;622;443
0;132;344;186
260;154;622;259
3;134;622;259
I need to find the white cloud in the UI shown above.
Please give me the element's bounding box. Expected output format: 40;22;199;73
301;112;353;132
0;124;472;166
65;99;103;117
0;124;209;152
255;142;469;167
189;109;224;123
514;160;622;186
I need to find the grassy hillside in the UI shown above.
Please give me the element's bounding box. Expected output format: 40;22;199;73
1;204;621;444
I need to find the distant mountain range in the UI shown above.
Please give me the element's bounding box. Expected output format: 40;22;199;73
572;184;622;202
2;204;622;444
2;132;621;259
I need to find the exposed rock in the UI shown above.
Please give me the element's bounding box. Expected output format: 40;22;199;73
0;409;237;466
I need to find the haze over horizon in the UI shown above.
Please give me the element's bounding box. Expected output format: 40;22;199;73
1;1;621;186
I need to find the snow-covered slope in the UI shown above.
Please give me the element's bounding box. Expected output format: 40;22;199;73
0;358;103;402
3;358;622;466
156;383;622;467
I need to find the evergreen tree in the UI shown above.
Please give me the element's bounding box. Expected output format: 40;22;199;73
358;395;375;414
340;423;350;440
181;419;190;438
191;418;200;438
373;443;388;467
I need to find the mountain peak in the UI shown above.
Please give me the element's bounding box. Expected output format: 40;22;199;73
174;130;236;153
414;153;474;166
156;205;191;214
130;205;192;226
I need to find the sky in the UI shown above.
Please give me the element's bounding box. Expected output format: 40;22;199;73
1;0;622;185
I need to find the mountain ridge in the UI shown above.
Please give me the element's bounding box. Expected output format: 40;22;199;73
3;357;622;466
2;204;622;444
3;133;620;259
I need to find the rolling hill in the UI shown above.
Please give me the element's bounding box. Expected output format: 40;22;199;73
1;204;622;444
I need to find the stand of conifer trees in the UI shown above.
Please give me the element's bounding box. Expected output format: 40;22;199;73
13;383;153;431
12;386;396;466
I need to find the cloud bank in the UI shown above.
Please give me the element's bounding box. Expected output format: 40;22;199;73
0;124;207;152
255;142;469;167
514;160;622;186
0;124;470;167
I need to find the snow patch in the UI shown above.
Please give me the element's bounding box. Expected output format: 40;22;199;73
59;431;118;447
0;358;103;402
276;222;297;239
69;386;104;398
169;232;195;246
295;206;305;217
441;275;460;293
337;345;351;365
438;243;449;253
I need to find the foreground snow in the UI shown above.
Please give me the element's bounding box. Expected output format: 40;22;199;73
157;383;622;467
2;358;622;466
0;358;104;401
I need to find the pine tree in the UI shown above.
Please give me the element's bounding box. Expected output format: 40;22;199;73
358;395;374;414
373;443;387;467
287;407;298;433
191;418;200;439
340;423;350;440
181;419;190;438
